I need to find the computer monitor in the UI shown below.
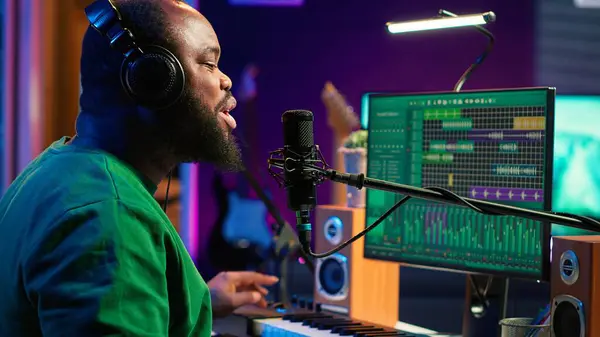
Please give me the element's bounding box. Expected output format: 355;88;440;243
552;94;600;237
364;87;555;280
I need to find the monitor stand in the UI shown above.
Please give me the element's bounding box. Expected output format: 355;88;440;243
462;275;509;337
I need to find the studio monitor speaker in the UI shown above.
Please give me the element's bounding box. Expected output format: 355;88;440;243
313;204;399;328
551;235;600;337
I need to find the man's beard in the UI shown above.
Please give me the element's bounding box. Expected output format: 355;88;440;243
163;87;244;171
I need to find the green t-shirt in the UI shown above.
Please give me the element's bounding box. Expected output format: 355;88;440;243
0;137;212;336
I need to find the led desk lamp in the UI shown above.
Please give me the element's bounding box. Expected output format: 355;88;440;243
386;10;496;34
386;10;496;92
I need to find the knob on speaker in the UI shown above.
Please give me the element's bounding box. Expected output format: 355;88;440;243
550;236;600;337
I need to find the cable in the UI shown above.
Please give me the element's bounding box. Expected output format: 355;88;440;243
240;167;315;273
302;185;505;259
438;9;495;92
233;123;315;273
162;169;173;212
501;277;510;320
468;275;493;318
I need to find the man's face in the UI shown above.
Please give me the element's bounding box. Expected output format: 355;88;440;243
161;4;243;171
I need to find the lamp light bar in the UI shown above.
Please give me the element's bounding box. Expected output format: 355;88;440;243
386;11;495;34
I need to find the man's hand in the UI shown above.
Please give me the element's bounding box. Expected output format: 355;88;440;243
208;271;279;318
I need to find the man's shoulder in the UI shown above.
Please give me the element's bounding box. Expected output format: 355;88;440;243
20;144;119;203
14;141;155;209
0;144;153;232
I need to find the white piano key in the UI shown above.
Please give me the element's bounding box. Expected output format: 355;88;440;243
255;317;343;337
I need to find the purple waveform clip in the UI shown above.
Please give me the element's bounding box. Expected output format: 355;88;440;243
424;207;448;245
469;186;544;202
424;210;431;245
442;209;448;245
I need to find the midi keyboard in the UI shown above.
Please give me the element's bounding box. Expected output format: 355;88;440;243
241;307;429;337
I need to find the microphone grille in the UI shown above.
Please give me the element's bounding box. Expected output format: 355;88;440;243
282;110;314;149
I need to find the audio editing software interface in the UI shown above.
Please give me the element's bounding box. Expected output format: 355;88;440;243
364;88;555;279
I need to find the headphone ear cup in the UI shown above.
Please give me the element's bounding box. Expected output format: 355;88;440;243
120;45;185;110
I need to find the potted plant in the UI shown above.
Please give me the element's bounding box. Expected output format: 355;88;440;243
338;129;368;208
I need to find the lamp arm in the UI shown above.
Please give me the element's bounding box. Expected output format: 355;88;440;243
439;9;495;92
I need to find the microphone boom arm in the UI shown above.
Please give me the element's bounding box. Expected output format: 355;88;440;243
326;170;598;231
268;146;600;258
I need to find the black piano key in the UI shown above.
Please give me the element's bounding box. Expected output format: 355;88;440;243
302;317;348;326
320;321;362;330
309;318;355;328
355;331;409;337
332;325;372;333
315;303;322;312
338;327;386;336
298;298;306;308
307;299;314;310
282;313;331;322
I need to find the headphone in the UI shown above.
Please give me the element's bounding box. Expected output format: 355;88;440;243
84;0;185;110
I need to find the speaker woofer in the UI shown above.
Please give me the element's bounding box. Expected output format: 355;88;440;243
315;253;349;301
552;295;584;337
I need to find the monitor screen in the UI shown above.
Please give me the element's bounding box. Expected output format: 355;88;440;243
552;94;600;237
364;87;555;280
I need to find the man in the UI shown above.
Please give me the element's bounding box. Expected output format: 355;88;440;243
0;0;277;336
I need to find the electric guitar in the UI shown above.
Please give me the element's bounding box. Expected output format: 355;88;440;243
206;64;273;274
321;81;361;205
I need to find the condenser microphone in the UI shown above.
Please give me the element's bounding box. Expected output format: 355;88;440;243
281;109;318;252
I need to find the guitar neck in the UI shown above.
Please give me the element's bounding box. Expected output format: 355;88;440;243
331;130;350;206
321;81;359;206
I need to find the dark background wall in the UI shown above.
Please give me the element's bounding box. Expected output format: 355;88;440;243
196;0;548;333
535;0;600;93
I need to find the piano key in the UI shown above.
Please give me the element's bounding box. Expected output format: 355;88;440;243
316;320;361;330
332;324;374;333
301;317;348;325
338;327;386;336
309;318;357;330
356;331;411;337
283;313;332;322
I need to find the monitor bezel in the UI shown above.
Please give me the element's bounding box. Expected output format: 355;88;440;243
363;86;555;282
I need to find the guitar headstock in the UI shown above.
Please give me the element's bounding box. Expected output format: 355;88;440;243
321;81;360;137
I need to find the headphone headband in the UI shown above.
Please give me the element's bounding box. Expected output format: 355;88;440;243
85;0;143;60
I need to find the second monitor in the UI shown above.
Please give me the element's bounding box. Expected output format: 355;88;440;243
364;87;556;281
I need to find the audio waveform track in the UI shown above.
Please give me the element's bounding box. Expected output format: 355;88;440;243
365;89;554;279
375;204;542;271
